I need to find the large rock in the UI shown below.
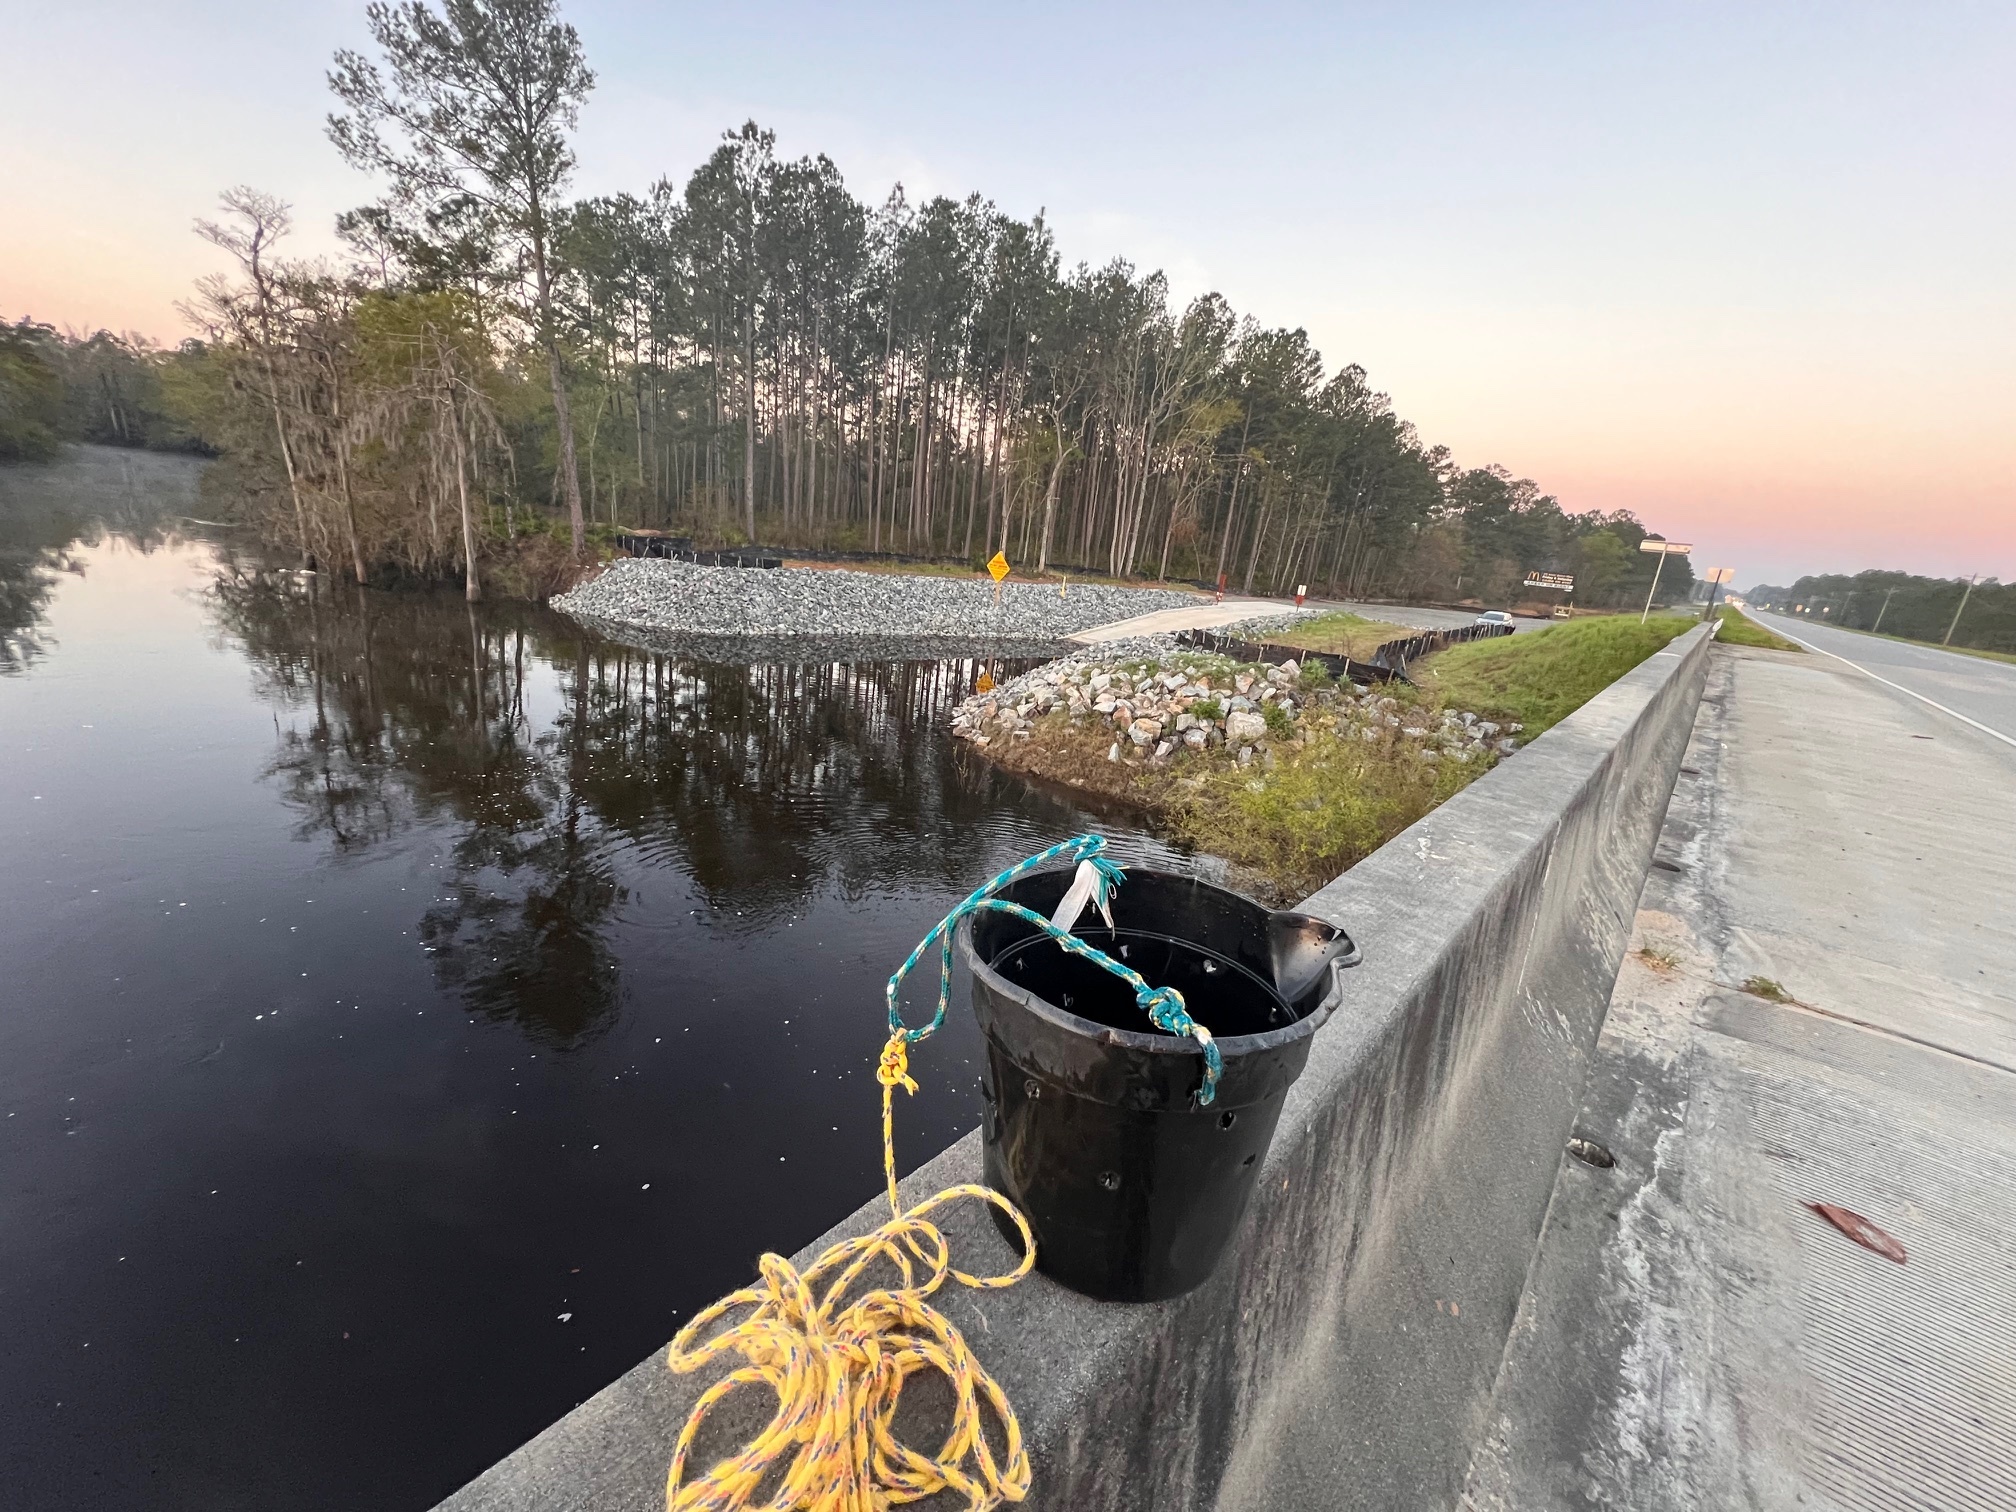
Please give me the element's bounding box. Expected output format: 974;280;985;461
1225;709;1267;744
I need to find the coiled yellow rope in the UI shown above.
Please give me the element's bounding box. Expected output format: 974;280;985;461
663;1031;1037;1511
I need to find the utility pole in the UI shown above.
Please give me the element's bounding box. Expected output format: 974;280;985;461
1943;574;1979;646
1871;587;1897;634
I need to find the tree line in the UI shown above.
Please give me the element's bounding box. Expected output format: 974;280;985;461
0;320;206;461
1748;571;2012;654
5;0;1695;612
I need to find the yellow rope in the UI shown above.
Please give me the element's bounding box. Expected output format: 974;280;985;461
664;1032;1037;1512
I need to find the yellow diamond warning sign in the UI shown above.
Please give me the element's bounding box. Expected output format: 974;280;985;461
987;551;1011;583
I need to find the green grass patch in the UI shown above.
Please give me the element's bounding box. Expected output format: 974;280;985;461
1171;718;1479;901
1416;614;1697;741
1714;606;1803;651
1266;609;1415;660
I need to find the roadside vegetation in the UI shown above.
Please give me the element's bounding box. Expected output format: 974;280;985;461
959;611;1709;897
955;649;1506;901
1256;609;1415;661
1414;614;1697;740
1714;607;1803;651
1170;706;1480;901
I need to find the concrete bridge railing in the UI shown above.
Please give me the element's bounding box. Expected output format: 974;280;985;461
438;622;1717;1512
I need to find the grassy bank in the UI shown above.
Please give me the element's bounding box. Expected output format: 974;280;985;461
1414;613;1697;740
957;613;1701;898
1713;606;1803;651
1261;609;1417;660
952;650;1513;901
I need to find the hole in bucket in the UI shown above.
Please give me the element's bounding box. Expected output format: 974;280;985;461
988;928;1298;1039
1241;1154;1256;1167
1218;1111;1237;1130
1023;1078;1042;1100
1098;1171;1120;1191
1567;1137;1615;1169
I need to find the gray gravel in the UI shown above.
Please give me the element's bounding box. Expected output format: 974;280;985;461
554;559;1200;642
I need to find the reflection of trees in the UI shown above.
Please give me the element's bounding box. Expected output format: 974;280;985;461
209;571;1057;1047
560;646;1037;920
0;448;190;673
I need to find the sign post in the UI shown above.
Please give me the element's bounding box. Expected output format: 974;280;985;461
1697;566;1734;622
1637;539;1693;623
1523;571;1575;593
987;550;1011;606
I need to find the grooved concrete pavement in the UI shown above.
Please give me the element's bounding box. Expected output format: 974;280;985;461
1465;640;2016;1510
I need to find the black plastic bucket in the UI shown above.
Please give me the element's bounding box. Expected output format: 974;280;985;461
959;867;1357;1302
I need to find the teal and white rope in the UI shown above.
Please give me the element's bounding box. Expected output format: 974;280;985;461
886;833;1225;1105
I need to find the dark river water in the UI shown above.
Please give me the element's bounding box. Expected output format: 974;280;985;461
0;449;1179;1511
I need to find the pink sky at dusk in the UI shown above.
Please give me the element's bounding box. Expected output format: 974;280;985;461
5;1;2011;589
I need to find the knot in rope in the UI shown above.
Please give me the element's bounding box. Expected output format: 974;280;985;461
881;834;1220;1104
876;1035;918;1097
1138;986;1224;1103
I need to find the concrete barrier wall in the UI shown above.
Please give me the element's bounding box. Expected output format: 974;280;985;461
438;622;1716;1512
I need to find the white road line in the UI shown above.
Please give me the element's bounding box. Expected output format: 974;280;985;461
1763;620;2016;750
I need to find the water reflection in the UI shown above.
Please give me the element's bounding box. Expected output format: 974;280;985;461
206;570;1044;1048
0;449;1186;1512
0;446;195;672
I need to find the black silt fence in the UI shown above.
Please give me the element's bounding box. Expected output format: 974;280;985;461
1175;620;1513;684
1173;630;1398;685
1369;621;1513;677
615;535;783;569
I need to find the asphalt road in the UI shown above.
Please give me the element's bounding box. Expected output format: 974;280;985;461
1751;609;2016;748
1310;598;1554;635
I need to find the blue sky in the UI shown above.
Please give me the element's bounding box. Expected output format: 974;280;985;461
4;1;2011;584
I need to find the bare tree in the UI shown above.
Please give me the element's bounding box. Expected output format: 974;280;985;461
328;0;595;555
189;189;314;567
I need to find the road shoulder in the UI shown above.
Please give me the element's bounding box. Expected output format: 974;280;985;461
1463;644;2016;1510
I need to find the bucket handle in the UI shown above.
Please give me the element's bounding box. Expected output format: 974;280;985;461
886;835;1227;1105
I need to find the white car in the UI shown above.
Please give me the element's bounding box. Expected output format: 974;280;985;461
1474;610;1515;627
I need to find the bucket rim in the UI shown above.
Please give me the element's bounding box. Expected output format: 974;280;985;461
957;913;1343;1060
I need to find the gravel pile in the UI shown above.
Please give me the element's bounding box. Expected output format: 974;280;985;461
554;559;1200;642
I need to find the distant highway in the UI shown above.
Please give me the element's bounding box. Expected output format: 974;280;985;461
1751;610;2016;748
